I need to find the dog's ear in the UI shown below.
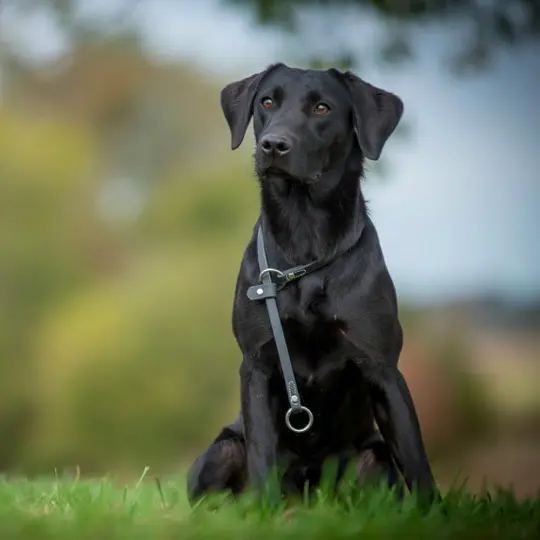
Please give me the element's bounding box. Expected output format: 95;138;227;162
331;69;403;161
220;63;284;150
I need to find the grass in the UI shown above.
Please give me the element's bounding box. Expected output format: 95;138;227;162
0;469;538;539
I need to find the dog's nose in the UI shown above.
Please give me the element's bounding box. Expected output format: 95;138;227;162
260;134;292;157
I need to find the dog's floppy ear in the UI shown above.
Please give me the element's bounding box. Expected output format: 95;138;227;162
331;69;403;161
220;63;284;150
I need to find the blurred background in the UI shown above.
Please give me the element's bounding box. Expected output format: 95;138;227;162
0;0;539;498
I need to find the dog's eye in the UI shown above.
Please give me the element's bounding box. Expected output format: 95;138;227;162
314;102;330;114
261;97;274;109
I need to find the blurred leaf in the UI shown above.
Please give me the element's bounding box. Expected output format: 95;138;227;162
136;158;257;245
451;39;491;75
226;0;300;29
493;10;517;43
12;0;540;74
0;109;109;469
306;52;356;71
378;32;414;65
222;0;540;74
30;242;245;472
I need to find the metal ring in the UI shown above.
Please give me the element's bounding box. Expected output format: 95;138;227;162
285;406;314;434
259;268;284;281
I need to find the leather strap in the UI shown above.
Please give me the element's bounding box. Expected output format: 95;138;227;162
246;224;363;433
246;227;314;433
253;226;303;412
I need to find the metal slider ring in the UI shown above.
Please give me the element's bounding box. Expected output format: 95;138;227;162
285;406;314;434
259;268;284;281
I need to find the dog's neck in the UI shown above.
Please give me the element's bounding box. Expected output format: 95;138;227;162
258;157;366;266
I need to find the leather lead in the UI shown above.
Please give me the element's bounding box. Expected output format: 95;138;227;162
248;226;314;433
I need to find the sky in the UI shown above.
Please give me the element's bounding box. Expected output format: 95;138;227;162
2;0;539;305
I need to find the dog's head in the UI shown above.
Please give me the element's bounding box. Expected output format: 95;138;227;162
220;63;403;184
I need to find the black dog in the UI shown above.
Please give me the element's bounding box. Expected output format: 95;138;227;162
187;63;438;504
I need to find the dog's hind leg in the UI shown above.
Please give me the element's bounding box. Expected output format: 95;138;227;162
337;434;404;497
186;418;247;505
353;435;402;492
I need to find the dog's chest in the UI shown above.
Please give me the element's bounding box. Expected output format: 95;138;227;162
277;277;347;378
278;274;333;322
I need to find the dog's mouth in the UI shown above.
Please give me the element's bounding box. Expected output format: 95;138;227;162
261;166;321;184
264;166;296;179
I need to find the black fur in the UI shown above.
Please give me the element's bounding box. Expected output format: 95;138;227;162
187;64;438;505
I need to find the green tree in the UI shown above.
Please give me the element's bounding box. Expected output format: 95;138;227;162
8;1;540;72
225;0;540;71
0;110;108;469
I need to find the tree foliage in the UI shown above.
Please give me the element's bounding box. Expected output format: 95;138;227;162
8;0;540;72
225;0;540;71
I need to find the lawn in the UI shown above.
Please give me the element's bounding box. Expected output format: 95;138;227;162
0;469;538;539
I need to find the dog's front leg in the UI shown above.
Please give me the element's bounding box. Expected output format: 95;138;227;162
240;363;280;499
371;366;439;505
